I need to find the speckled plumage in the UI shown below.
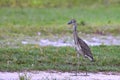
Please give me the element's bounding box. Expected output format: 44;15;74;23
68;19;94;61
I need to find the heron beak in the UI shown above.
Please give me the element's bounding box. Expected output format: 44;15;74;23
67;21;72;25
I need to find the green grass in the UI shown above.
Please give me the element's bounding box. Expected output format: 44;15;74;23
0;0;119;8
0;6;120;40
0;2;120;73
0;45;120;72
19;73;31;80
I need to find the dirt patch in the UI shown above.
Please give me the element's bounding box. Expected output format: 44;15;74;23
0;71;120;80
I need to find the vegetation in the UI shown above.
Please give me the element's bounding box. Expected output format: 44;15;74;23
19;73;31;80
0;0;120;39
0;45;120;72
0;0;120;72
0;6;120;40
0;0;119;8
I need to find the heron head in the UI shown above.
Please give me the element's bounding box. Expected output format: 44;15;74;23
68;19;76;25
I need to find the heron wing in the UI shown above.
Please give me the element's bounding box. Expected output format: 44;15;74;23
77;37;94;60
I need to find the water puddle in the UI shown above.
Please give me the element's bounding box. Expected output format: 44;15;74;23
21;35;120;47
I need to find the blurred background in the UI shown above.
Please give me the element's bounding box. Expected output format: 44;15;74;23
0;0;120;8
0;0;120;47
0;1;120;78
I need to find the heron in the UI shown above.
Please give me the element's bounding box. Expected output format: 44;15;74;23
68;19;94;76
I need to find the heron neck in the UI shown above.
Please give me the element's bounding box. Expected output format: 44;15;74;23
73;23;77;32
73;23;78;37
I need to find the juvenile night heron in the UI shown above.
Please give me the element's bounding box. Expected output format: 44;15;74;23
68;19;94;76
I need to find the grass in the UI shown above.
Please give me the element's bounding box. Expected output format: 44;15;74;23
0;45;120;72
0;2;120;73
19;73;31;80
0;6;120;40
0;0;119;8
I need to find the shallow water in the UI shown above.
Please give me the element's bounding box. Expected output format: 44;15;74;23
22;35;120;47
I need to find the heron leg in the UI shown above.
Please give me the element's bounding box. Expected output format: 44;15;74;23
85;61;88;76
83;58;88;76
75;53;80;76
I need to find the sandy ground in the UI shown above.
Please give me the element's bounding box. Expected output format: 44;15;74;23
0;71;120;80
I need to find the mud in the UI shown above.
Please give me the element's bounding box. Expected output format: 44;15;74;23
22;35;120;46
